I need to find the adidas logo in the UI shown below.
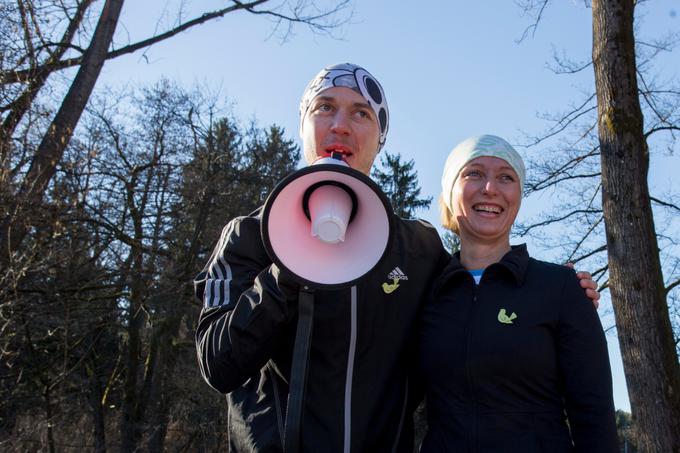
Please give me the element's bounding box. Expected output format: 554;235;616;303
383;267;409;294
387;267;409;281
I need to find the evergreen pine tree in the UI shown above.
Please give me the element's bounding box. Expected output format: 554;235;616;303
371;151;431;219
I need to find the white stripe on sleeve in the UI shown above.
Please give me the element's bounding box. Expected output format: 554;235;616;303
203;220;237;307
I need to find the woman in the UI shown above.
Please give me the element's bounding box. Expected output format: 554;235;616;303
418;135;618;452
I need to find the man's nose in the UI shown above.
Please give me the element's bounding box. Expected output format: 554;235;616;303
330;112;351;135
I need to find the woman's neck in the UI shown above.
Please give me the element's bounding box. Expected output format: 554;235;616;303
458;237;511;270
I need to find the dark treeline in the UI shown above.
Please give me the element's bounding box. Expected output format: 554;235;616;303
1;79;300;452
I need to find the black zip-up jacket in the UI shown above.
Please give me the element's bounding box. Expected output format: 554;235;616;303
418;245;618;452
195;207;448;453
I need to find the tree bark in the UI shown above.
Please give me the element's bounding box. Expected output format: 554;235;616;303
119;171;151;452
592;1;680;451
119;244;145;453
88;372;107;453
0;0;94;167
44;384;55;453
0;0;124;265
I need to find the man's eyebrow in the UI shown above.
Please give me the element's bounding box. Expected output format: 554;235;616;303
313;96;371;110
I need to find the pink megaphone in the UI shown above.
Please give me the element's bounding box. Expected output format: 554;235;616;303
261;156;393;289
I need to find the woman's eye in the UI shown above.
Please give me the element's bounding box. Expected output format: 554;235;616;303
465;170;481;178
500;174;516;182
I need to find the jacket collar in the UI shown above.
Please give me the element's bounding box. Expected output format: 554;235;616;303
439;243;530;288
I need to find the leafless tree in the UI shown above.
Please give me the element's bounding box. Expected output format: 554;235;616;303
0;3;347;444
0;0;350;267
1;70;301;449
514;1;680;450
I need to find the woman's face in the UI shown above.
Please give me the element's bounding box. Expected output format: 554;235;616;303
451;156;522;244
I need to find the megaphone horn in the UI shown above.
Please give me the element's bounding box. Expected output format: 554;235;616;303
261;157;393;290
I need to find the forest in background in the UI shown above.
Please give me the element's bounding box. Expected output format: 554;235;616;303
1;1;678;451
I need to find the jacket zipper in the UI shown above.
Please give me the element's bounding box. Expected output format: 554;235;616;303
343;286;358;453
465;278;479;453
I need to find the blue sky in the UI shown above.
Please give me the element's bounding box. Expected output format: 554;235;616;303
97;0;680;412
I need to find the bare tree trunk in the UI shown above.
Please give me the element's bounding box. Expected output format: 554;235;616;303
145;336;171;453
0;0;124;265
120;247;145;453
120;141;163;452
44;384;56;453
592;1;680;451
88;369;107;453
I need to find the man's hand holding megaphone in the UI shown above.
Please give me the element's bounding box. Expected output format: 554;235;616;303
267;263;301;302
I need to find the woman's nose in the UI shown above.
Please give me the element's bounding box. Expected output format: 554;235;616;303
482;178;498;195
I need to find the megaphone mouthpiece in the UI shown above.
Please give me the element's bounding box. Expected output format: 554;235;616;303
302;181;358;224
308;184;353;244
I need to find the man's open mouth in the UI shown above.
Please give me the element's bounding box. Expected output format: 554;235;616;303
324;145;353;160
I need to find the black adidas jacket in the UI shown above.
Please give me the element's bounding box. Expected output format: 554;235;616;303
418;245;618;452
195;207;449;453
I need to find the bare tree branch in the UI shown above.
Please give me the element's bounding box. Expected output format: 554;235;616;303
0;0;351;84
527;171;600;192
596;275;609;290
523;94;597;146
516;209;600;236
645;125;680;139
570;244;607;264
667;278;680;295
1;0;125;265
637;69;676;129
1;0;94;169
515;0;550;43
547;45;593;74
566;216;605;262
650;196;680;213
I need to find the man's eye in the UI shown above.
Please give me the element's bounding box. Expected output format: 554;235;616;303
356;110;370;119
315;103;332;112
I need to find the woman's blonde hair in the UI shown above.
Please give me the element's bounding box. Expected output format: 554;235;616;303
439;194;459;234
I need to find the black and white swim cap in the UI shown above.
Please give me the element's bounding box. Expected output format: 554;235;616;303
299;63;389;150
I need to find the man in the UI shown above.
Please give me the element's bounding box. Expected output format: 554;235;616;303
195;63;599;452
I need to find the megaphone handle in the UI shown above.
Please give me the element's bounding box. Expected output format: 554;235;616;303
283;288;314;453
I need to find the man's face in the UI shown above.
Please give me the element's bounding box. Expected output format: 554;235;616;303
301;87;380;175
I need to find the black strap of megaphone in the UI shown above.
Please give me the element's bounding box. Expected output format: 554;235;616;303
283;288;315;453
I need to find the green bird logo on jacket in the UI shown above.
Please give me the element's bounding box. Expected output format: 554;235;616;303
498;308;518;324
382;278;400;294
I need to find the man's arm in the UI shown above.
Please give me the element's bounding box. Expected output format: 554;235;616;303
568;263;601;309
194;214;298;393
